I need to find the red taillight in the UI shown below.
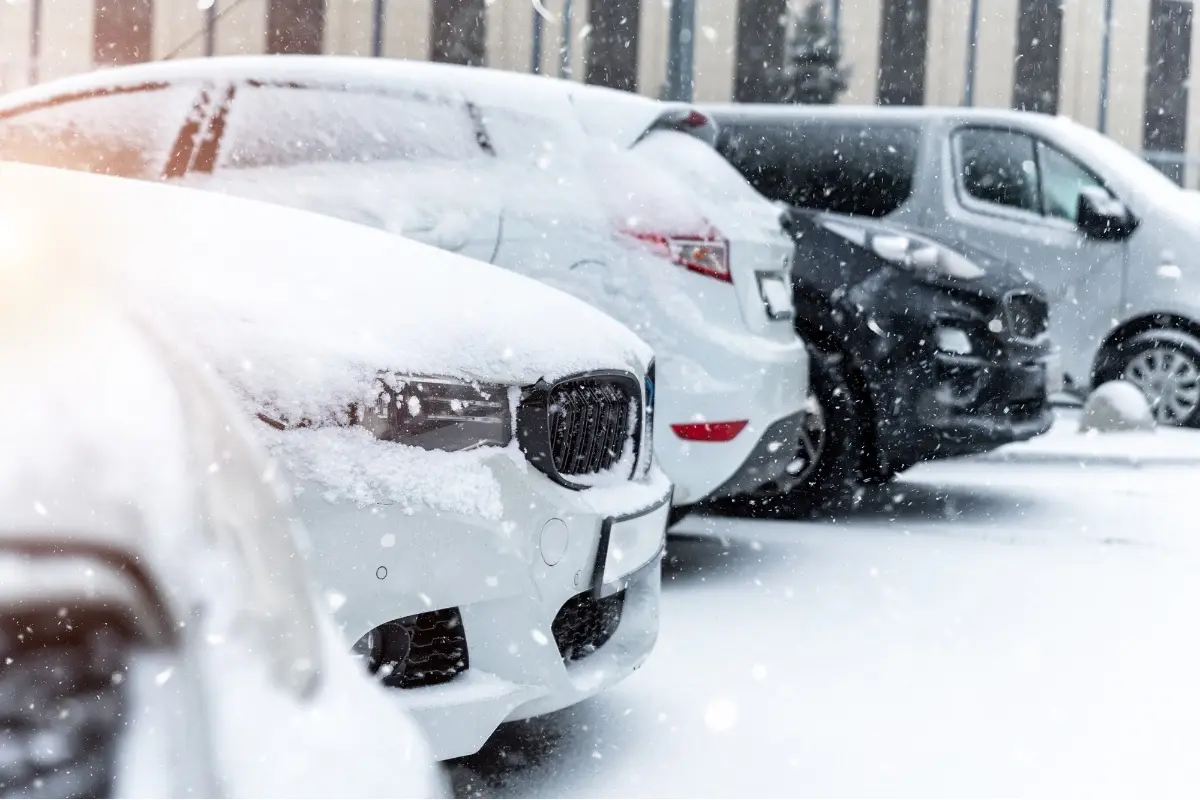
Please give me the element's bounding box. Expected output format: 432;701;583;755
671;420;748;442
682;110;710;128
625;229;732;283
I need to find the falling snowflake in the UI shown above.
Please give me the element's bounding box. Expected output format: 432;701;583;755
704;698;738;732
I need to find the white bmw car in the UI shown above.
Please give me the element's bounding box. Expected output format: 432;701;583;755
2;161;669;762
0;191;441;797
0;56;812;519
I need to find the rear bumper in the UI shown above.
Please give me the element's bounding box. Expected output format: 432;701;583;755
705;410;810;500
654;338;809;505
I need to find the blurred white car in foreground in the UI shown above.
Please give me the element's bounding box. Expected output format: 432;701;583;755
0;203;440;797
0;161;669;760
0;57;810;517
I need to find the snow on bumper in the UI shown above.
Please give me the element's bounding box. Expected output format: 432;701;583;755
285;448;670;761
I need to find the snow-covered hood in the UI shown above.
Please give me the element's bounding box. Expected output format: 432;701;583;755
0;162;652;422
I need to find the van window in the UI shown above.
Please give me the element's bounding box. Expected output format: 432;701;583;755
717;120;920;217
0;86;198;179
955;127;1113;223
956;129;1040;213
1037;141;1108;222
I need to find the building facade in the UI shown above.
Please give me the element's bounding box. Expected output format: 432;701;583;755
0;1;1195;181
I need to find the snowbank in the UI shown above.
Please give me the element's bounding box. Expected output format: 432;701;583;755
1079;380;1155;433
982;409;1200;466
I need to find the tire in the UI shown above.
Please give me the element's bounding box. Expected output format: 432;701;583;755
1112;329;1200;427
1;610;130;799
667;505;692;529
743;350;866;517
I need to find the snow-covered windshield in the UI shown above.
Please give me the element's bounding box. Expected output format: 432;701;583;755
218;83;484;169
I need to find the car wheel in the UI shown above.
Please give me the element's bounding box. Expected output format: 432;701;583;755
0;610;130;799
1118;330;1200;427
755;351;865;516
667;505;692;529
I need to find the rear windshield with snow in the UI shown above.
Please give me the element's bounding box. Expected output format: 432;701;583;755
630;130;783;238
216;84;486;170
717;120;921;217
473;103;589;165
634;129;771;209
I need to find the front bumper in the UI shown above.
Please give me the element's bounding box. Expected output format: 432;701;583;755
885;349;1057;464
289;454;670;761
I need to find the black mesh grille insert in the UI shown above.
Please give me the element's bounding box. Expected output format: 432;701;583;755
551;589;626;662
550;380;633;476
1004;292;1049;340
381;607;469;689
518;372;642;489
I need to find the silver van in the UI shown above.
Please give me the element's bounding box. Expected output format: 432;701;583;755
707;105;1200;426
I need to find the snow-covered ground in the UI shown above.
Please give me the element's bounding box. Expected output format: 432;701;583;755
450;410;1200;797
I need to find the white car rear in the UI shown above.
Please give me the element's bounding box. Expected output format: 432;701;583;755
0;202;441;797
0;161;669;761
0;56;811;511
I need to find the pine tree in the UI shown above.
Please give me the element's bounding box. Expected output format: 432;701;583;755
777;1;850;104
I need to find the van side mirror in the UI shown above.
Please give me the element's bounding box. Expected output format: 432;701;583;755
1077;187;1136;241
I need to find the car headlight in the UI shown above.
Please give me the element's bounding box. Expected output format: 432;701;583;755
354;375;512;451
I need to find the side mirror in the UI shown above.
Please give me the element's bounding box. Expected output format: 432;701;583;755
1077;187;1136;241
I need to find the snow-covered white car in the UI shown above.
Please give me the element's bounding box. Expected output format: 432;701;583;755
0;160;670;761
0;56;810;518
0;195;441;797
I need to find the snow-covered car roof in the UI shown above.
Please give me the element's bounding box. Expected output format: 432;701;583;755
0;55;673;150
0;161;653;425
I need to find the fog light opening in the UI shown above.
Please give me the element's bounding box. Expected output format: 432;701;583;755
352;622;412;679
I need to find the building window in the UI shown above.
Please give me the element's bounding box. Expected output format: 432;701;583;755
586;0;641;92
430;0;487;66
734;0;787;102
877;0;928;106
1145;0;1193;185
266;0;326;55
1013;0;1063;114
93;0;153;65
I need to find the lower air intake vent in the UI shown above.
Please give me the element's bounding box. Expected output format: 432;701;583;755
381;607;469;689
551;589;626;662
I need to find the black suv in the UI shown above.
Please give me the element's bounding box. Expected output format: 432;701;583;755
705;108;1056;510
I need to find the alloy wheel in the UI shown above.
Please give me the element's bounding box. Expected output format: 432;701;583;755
1123;346;1200;424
